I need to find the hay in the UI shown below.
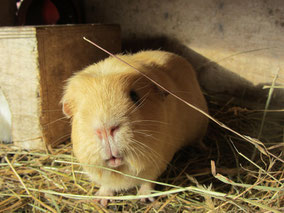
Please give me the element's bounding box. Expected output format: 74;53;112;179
1;92;283;212
0;46;283;211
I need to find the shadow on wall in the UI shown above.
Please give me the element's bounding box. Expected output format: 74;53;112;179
123;36;284;146
122;36;284;110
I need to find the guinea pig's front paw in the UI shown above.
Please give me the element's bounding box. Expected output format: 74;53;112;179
138;182;155;202
94;187;114;206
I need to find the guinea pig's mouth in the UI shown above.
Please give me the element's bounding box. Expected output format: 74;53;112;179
106;157;123;168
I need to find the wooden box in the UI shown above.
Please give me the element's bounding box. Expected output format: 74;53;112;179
0;24;121;149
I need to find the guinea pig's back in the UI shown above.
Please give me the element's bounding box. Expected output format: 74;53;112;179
119;51;208;147
131;51;208;145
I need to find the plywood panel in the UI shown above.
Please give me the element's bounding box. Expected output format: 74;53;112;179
0;27;42;149
0;24;121;149
36;24;121;147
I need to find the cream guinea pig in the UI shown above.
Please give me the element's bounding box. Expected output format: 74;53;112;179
61;50;208;205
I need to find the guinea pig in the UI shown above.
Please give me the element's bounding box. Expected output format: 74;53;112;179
61;50;208;205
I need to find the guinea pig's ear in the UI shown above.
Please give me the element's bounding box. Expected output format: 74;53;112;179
61;90;75;118
62;99;73;118
61;74;82;118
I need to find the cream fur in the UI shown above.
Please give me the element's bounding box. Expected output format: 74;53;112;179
62;50;208;201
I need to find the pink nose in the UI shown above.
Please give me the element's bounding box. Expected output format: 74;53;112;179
95;125;119;140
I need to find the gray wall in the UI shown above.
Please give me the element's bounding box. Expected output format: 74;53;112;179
84;0;284;108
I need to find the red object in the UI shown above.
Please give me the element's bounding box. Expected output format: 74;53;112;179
42;0;60;24
17;0;82;25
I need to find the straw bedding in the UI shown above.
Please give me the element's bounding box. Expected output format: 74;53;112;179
0;89;283;212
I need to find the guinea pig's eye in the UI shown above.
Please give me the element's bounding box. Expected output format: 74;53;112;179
129;90;140;105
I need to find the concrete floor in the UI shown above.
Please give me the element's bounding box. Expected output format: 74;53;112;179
84;0;284;108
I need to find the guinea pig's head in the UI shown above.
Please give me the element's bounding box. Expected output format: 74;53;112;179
62;64;169;173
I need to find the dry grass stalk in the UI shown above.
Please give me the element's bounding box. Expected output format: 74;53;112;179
0;41;283;212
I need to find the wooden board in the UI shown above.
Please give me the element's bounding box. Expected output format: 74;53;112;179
0;24;121;149
0;27;40;149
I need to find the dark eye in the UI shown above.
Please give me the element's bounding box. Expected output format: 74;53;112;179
129;90;140;105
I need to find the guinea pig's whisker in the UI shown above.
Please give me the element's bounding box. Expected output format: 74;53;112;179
128;92;150;115
131;138;162;160
42;109;62;112
130;76;144;87
43;116;69;127
134;128;186;146
131;77;155;92
129;119;169;125
51;133;71;144
132;130;153;137
138;148;161;173
132;130;162;142
136;129;183;149
130;143;147;160
128;142;159;172
130;141;160;172
134;84;152;92
127;102;143;115
130;139;155;157
131;138;152;150
126;149;143;175
127;94;147;114
126;148;138;172
127;145;139;160
134;129;169;135
132;122;186;149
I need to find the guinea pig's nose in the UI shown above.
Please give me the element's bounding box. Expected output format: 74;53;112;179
96;125;120;140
